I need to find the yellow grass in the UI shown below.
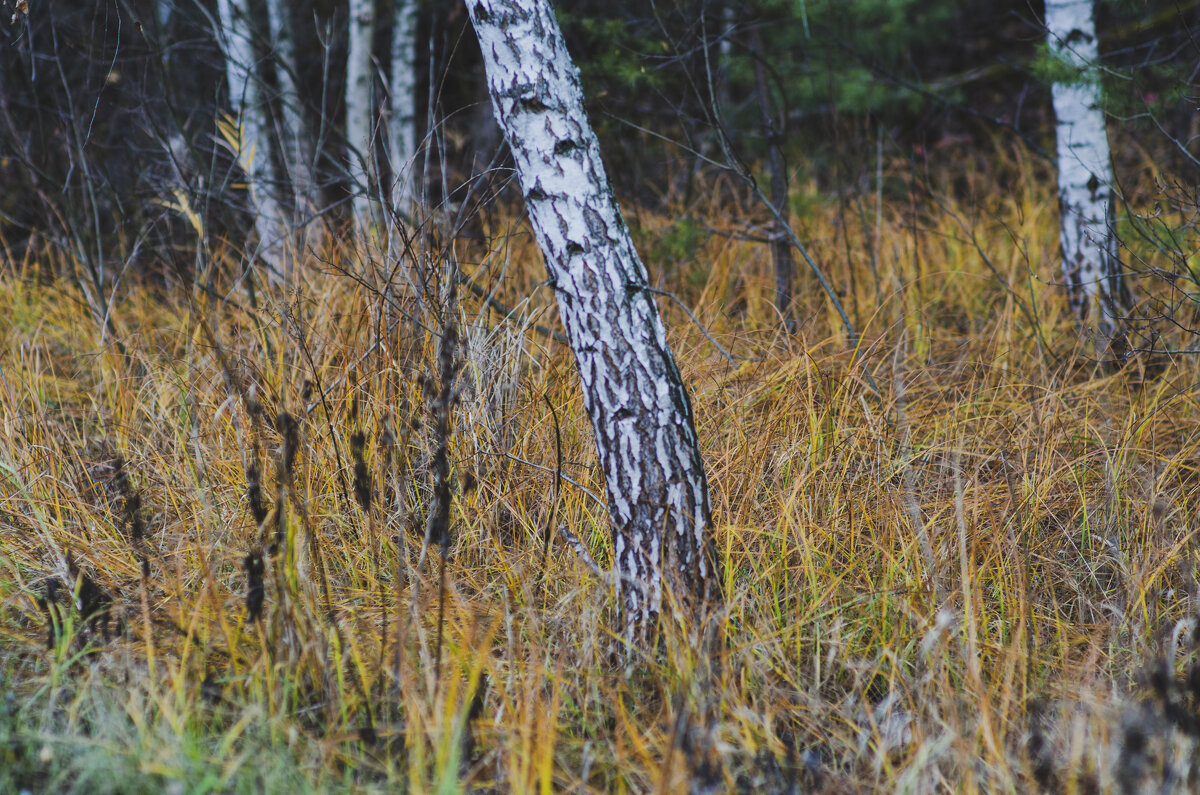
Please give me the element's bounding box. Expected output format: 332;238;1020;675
1;144;1198;792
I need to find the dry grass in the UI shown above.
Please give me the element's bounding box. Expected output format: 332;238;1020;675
2;145;1200;793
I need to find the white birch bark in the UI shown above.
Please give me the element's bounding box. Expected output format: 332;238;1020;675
346;0;378;230
468;0;718;640
265;0;314;210
1046;0;1128;355
215;0;285;275
389;0;419;213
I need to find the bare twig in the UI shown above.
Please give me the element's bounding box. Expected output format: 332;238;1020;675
541;393;563;569
557;523;603;580
482;450;605;507
638;285;756;364
456;265;567;344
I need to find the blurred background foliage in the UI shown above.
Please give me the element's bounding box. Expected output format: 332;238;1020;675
0;0;1196;269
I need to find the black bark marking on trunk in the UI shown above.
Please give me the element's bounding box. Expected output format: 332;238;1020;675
469;0;720;643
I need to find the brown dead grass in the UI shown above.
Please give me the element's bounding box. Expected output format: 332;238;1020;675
1;145;1199;792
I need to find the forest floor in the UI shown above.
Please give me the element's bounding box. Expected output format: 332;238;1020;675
1;147;1199;793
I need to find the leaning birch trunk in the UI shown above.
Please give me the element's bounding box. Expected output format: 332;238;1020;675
215;0;285;278
1046;0;1129;360
468;0;719;642
345;0;377;231
265;0;314;212
388;0;419;215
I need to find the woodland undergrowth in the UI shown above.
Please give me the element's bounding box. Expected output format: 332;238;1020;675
1;144;1200;792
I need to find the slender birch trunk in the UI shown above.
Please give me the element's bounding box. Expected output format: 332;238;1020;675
215;0;285;275
265;0;314;211
1046;0;1129;359
346;0;377;230
468;0;719;641
389;0;419;214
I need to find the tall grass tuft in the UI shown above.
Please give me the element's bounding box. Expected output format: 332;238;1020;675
0;142;1198;790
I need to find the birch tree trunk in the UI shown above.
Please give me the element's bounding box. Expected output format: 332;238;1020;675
346;0;378;230
265;0;314;212
1046;0;1129;359
468;0;719;642
215;0;285;275
389;0;419;214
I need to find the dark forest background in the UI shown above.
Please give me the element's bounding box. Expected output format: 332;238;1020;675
1;0;1196;275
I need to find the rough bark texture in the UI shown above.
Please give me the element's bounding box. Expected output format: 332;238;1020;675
215;0;284;273
265;0;313;211
467;0;718;640
346;0;377;229
1047;0;1129;357
389;0;419;213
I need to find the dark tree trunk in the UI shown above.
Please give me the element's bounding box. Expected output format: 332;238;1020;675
750;22;794;329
